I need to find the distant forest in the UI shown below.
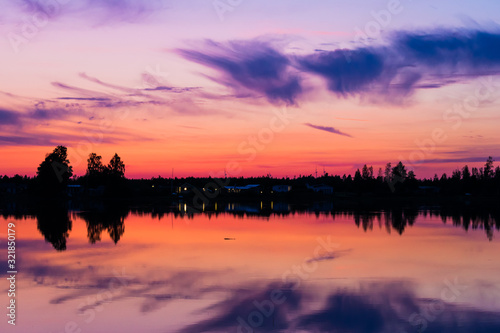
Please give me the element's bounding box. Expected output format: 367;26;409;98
1;145;500;198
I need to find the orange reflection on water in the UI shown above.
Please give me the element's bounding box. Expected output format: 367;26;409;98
2;212;500;333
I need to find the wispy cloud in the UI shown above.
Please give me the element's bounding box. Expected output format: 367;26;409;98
415;156;500;164
29;101;84;121
143;86;199;93
1;102;84;128
304;123;352;137
0;109;21;126
298;29;500;101
177;40;303;105
57;97;112;102
0;95;153;147
179;29;500;105
0;135;54;146
51;82;114;101
0;70;222;148
78;72;139;94
13;0;168;26
0;128;151;147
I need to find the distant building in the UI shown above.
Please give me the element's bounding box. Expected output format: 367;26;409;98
67;184;84;197
0;183;28;195
88;186;106;197
177;183;197;195
272;185;292;193
224;184;260;194
418;186;440;194
306;183;334;195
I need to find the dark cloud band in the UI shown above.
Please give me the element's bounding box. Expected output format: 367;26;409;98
304;123;352;137
178;40;302;105
178;29;500;105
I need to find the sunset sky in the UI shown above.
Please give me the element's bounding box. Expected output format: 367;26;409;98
1;0;500;178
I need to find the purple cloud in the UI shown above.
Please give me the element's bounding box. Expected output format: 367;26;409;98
16;0;167;25
143;86;199;93
177;40;302;105
57;97;111;101
298;29;500;100
179;29;500;105
0;109;21;126
415;156;500;164
0;135;59;146
299;48;386;96
1;103;83;128
305;123;352;137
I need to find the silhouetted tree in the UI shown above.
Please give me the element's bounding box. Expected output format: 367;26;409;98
354;169;362;182
462;165;471;180
86;153;104;176
36;146;73;194
472;167;479;180
384;163;392;183
391;161;407;180
107;153;125;178
361;165;373;180
484;156;494;179
452;169;461;180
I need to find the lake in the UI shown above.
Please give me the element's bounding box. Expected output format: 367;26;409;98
1;203;500;332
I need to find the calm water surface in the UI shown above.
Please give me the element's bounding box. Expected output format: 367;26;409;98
1;207;500;332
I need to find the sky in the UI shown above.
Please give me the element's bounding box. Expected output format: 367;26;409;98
1;0;500;178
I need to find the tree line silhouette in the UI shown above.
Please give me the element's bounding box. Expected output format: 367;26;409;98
0;145;499;198
5;145;127;197
85;152;125;185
